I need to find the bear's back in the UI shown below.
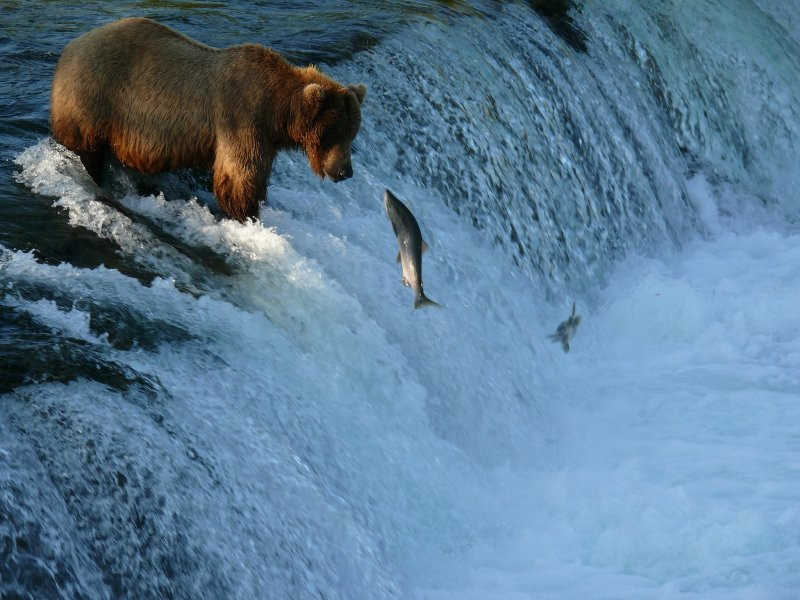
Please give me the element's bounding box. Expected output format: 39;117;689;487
53;18;223;170
58;17;220;99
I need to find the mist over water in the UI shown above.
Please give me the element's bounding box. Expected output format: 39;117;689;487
2;1;800;598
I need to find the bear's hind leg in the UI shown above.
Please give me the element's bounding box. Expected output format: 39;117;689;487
77;146;108;186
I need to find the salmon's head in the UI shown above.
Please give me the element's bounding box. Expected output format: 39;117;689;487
384;189;404;223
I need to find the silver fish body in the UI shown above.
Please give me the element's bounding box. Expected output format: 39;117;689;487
548;302;581;352
384;189;440;309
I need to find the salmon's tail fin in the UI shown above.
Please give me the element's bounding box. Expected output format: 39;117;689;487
414;292;442;310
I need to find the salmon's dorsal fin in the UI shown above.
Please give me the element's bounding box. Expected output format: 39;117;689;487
396;251;402;263
421;239;429;254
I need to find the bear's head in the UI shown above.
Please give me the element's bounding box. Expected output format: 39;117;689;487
293;79;367;182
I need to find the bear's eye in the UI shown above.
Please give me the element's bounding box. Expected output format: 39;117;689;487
319;127;341;150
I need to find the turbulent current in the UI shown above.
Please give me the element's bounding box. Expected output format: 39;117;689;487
1;1;799;598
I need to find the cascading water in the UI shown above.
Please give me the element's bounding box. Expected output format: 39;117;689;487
1;1;799;598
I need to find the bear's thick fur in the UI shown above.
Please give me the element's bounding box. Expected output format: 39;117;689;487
51;18;367;221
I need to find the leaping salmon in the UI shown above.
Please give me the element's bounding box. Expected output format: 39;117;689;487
384;189;441;309
548;302;581;352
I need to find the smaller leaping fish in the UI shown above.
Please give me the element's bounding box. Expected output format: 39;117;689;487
548;302;581;353
384;189;441;309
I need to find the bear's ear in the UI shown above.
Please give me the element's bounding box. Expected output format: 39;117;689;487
348;83;367;105
303;83;326;113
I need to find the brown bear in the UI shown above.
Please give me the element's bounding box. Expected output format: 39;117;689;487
50;17;367;221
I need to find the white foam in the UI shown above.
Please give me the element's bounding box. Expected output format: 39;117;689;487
1;296;105;344
14;140;201;286
11;132;800;596
686;173;723;236
8;132;555;595
436;224;800;598
9;105;800;600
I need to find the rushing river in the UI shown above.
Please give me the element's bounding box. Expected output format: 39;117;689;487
1;1;800;598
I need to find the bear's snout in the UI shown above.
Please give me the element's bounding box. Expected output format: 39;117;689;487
323;156;353;182
337;164;353;181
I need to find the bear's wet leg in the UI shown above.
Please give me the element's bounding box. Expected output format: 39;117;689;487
77;146;108;186
213;157;268;222
215;182;263;222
